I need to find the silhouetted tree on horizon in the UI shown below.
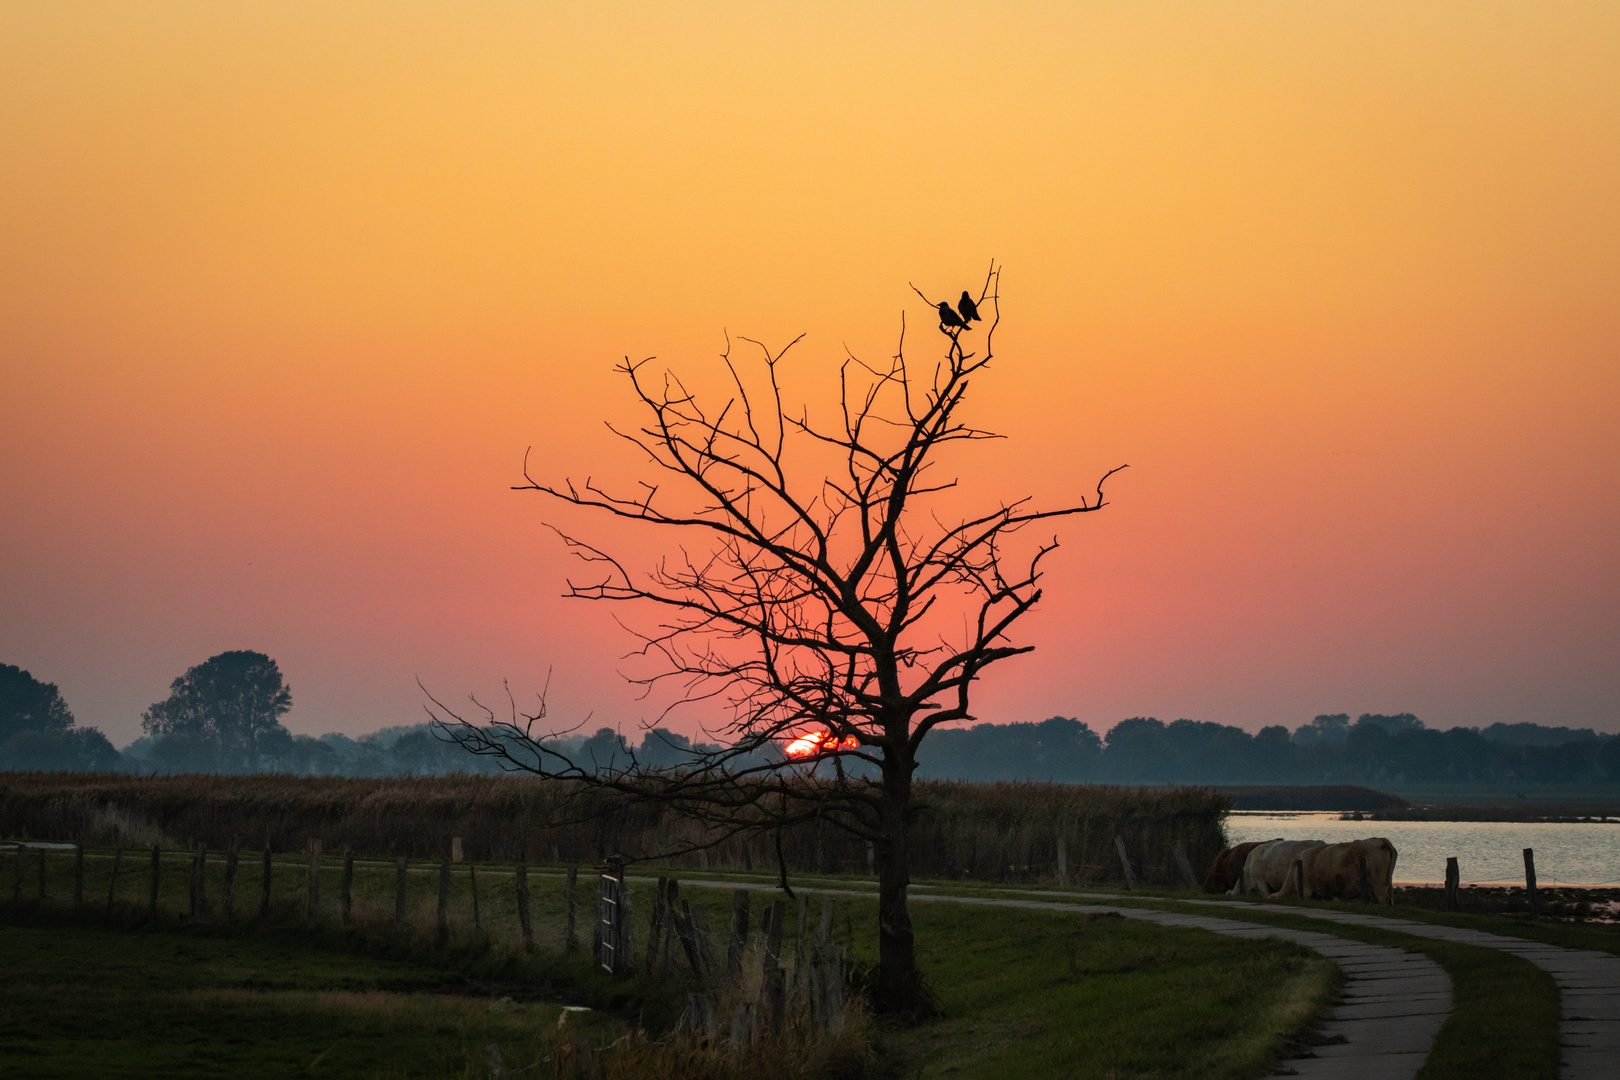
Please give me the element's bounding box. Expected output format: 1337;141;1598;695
0;662;118;771
141;650;293;773
428;262;1125;1015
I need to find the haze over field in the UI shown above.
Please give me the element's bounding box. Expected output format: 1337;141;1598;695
3;3;1617;747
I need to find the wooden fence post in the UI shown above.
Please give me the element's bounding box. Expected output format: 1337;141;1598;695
259;843;273;919
341;847;354;925
1444;857;1460;911
790;894;807;991
761;965;786;1035
106;845;123;910
656;879;677;971
596;856;626;974
223;839;239;921
469;862;482;932
36;844;47;900
727;889;749;978
1057;836;1069;885
866;840;875;877
646;876;669;975
394;855;408;931
762;898;785;974
809;898;844;1035
436;850;451;946
10;843;20;902
306;839;321;926
450;837;463;863
200;844;209;914
1295;858;1308;900
565;866;578;952
1113;835;1137;891
74;844;84;906
823;945;846;1035
688;991;719;1042
728;1001;755;1055
148;844;161;916
808;898;836;1032
515;860;533;951
619;878;635;972
1523;848;1538;919
672;898;711;986
1172;842;1201;892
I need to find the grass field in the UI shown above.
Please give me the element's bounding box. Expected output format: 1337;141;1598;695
0;912;633;1079
1;845;1338;1079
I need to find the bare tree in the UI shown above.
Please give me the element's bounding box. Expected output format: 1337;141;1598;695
430;263;1123;1013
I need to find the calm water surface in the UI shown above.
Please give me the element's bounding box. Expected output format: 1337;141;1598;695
1226;811;1620;886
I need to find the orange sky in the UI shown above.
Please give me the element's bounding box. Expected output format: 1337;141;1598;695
3;3;1617;746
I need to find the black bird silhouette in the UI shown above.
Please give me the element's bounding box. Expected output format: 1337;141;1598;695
937;301;967;330
958;291;982;323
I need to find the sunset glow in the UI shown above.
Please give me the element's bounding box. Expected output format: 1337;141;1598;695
784;733;863;759
1;3;1615;745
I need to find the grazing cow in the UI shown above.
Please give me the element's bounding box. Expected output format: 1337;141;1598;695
1202;841;1267;894
1235;839;1327;897
1275;838;1398;905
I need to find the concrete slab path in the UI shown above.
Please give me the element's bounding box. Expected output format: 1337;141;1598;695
1172;898;1620;1080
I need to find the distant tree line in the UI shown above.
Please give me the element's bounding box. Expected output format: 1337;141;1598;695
0;664;120;771
913;713;1620;789
5;653;1618;789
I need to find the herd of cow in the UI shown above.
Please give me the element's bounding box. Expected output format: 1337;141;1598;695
1201;837;1398;904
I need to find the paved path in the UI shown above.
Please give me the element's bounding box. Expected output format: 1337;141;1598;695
671;877;1450;1079
1169;898;1620;1080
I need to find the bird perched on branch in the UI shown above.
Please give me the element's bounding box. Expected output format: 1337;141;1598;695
937;301;968;330
958;291;982;324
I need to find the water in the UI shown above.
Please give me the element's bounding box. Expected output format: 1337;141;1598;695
1226;811;1620;887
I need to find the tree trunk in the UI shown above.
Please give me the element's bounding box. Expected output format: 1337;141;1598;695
875;756;927;1017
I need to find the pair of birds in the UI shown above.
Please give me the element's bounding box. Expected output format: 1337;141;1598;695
937;291;982;330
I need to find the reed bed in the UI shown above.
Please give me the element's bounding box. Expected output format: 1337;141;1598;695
0;772;1229;888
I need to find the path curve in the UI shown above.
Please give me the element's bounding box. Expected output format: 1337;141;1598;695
670;877;1450;1079
1170;898;1620;1080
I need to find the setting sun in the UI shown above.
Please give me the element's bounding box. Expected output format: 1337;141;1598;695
784;732;862;758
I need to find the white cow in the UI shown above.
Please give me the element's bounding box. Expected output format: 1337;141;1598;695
1233;838;1327;898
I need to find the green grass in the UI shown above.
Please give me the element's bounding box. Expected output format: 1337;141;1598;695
874;904;1337;1080
0;911;631;1079
1009;894;1561;1080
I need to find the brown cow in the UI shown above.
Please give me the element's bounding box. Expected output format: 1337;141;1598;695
1201;841;1267;894
1275;838;1398;904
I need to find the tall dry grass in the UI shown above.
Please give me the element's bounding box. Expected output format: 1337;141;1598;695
0;772;1228;887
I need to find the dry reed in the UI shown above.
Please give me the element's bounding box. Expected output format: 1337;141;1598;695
0;772;1228;888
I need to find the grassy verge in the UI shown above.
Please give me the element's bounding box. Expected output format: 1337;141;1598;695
908;878;1620;957
872;903;1337;1080
962;892;1560;1080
